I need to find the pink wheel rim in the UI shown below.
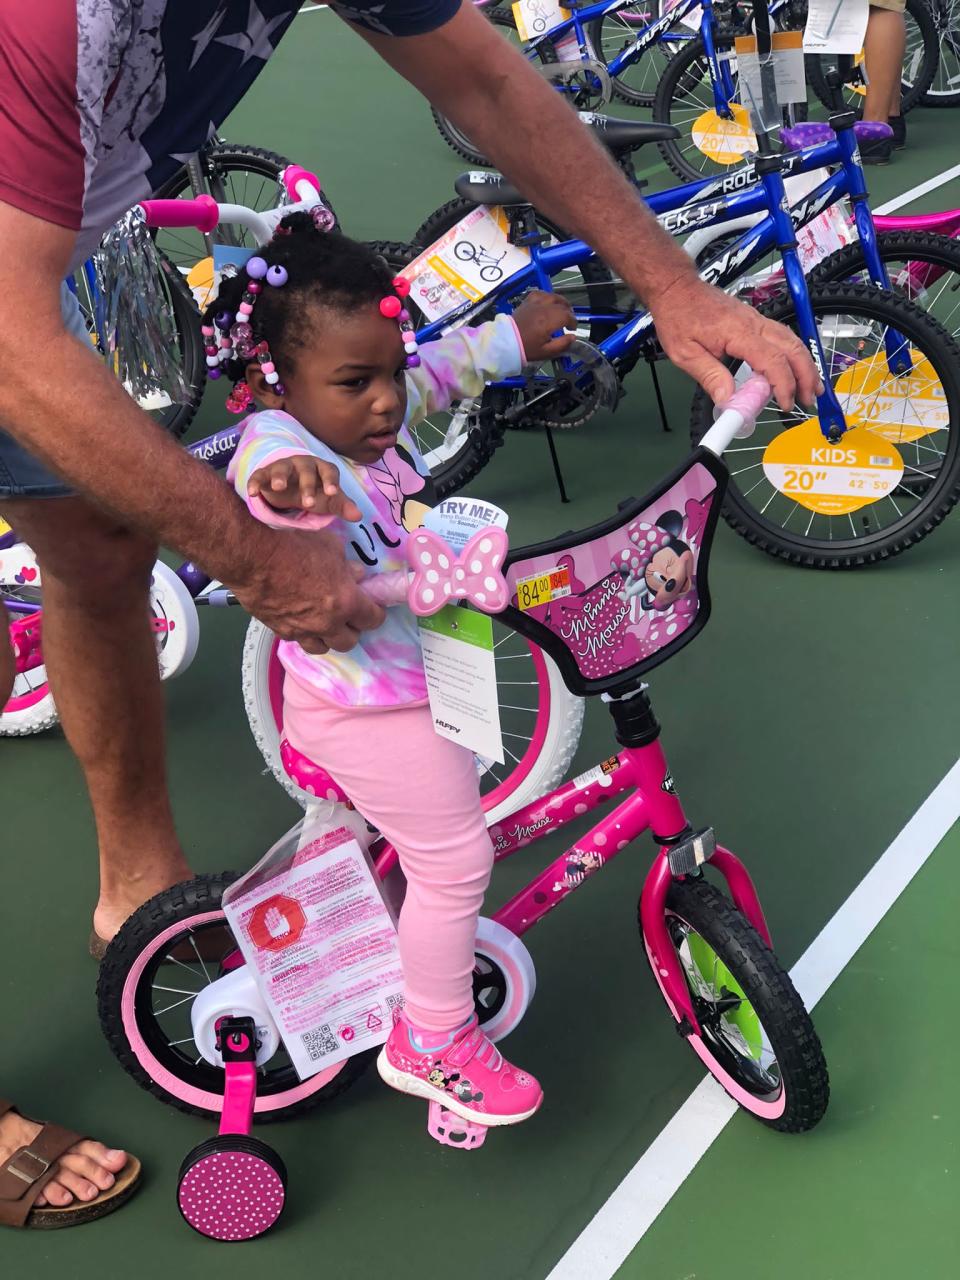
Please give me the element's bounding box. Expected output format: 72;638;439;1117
119;908;347;1114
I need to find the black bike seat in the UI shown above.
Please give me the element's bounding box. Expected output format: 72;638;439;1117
577;114;682;152
454;171;527;206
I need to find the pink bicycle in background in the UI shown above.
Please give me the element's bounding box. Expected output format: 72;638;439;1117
96;360;829;1240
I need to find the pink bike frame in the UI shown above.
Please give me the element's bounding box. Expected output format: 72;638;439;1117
372;734;771;1039
873;207;960;290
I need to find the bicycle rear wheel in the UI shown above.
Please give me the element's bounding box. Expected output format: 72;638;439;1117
431;10;526;165
241;619;584;826
588;3;679;108
646;876;829;1131
689;282;960;567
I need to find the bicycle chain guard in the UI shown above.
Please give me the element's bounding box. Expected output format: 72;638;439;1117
506;339;621;429
537;59;612;108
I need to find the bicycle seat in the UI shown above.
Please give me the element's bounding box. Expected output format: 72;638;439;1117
279;737;351;805
454;172;528;207
780;120;894;152
576;114;681;153
500;450;726;697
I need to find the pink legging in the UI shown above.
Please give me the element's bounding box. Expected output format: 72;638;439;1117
283;671;494;1031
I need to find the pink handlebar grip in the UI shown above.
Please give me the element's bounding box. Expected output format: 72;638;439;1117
282;166;321;200
720;375;771;424
139;194;219;233
360;570;410;607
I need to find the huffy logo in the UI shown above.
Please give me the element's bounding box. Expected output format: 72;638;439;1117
661;771;676;795
493;814;551;851
435;718;461;734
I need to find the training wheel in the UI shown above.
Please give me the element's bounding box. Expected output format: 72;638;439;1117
177;1135;287;1241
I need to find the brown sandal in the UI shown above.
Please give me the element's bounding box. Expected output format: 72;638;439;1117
0;1100;141;1229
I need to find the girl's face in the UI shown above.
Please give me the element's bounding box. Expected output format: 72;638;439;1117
249;302;409;465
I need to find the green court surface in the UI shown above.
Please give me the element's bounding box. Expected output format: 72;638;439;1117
2;9;960;1278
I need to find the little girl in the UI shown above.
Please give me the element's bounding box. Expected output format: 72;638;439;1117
209;213;575;1127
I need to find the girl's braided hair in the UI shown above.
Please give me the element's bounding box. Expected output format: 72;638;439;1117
204;213;397;385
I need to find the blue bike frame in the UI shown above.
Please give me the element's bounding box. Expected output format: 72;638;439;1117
416;118;907;442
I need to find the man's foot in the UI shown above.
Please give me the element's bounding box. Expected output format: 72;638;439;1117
377;1013;542;1127
92;859;194;954
889;115;906;149
0;1109;127;1209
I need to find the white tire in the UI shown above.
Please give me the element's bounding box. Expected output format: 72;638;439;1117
241;618;584;824
473;916;537;1042
0;551;200;737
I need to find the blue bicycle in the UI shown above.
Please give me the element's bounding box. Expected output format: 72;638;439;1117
403;83;960;566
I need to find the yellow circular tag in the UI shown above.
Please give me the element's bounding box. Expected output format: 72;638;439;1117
762;419;904;515
186;256;216;309
691;103;757;165
834;351;947;444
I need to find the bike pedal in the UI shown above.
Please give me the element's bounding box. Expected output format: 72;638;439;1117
427;1101;488;1150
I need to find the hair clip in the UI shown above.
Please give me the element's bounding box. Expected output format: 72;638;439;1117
225;380;253;414
380;276;419;368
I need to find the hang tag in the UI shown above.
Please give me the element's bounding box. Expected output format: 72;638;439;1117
735;31;806;127
422;498;509;553
512;0;568;41
803;0;868;54
399;206;531;324
666;0;703;31
420;606;504;763
221;816;404;1080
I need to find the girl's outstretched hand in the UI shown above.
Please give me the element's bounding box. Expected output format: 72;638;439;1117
249;456;362;521
514;290;577;362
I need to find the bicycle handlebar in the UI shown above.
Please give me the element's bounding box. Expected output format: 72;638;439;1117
282;165;321;201
140;194;219;232
699;374;772;455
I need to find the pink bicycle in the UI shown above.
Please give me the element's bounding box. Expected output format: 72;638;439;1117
97;374;829;1239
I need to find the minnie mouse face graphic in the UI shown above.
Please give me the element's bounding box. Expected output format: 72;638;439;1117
614;509;695;613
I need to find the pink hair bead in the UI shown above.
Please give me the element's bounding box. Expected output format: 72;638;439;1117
393;276;411;297
219;337;232;349
259;361;275;374
379;296;401;318
238;302;253;316
201;325;215;337
247;281;262;295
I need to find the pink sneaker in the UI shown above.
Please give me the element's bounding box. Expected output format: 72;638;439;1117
377;1013;543;1127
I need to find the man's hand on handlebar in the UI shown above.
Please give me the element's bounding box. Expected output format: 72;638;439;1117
649;279;824;413
232;528;385;655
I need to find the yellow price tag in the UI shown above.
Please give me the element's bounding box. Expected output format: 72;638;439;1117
516;565;572;611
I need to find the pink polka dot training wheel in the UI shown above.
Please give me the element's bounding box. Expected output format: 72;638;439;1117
177;1135;287;1241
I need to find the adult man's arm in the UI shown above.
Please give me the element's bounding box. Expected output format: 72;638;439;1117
0;201;383;652
342;2;820;411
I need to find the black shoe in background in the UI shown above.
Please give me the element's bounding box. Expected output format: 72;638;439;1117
888;115;907;150
860;135;894;165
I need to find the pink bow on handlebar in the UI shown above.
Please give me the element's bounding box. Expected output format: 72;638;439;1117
406;528;509;616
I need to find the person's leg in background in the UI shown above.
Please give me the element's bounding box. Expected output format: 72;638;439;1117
862;0;908;163
0;494;193;949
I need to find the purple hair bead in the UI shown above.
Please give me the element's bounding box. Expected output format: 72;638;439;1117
246;256;268;280
215;310;233;329
208;367;222;380
266;264;288;287
406;354;421;368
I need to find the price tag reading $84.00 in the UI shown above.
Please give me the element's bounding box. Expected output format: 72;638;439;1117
516;565;572;611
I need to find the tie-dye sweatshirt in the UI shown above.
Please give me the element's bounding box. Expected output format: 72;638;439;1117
228;314;524;708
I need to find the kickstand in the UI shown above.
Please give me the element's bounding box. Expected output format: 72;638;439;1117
543;425;570;503
646;353;671;433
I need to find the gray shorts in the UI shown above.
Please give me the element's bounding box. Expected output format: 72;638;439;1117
0;282;90;499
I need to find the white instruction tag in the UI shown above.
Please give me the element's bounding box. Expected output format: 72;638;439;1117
420;606;504;763
803;0;868;54
222;820;404;1079
513;0;568;41
666;0;703;31
399;206;531;324
423;498;509;554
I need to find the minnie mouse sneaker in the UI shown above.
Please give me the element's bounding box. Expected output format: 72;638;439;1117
377;1012;542;1126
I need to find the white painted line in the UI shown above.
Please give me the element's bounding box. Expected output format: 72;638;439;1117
548;757;960;1280
874;162;960;214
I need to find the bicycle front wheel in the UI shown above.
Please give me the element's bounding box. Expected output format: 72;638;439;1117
690;283;960;567
647;876;829;1132
922;1;960;105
